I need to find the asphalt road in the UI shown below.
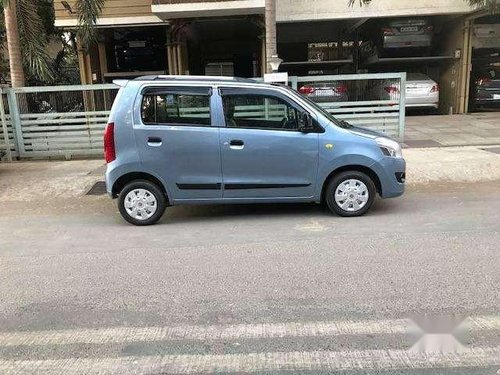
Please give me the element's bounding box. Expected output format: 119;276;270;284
0;182;499;374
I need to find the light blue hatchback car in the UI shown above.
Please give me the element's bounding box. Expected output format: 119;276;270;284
104;76;406;225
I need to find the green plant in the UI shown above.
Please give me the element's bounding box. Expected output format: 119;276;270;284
468;0;500;13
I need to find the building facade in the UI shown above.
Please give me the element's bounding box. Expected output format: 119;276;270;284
55;0;499;114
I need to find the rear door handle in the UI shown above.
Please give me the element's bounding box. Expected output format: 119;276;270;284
147;137;162;147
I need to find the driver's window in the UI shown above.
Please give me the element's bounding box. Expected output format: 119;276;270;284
222;94;299;131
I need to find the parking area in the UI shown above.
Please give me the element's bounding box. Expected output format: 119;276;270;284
404;112;500;147
278;14;500;118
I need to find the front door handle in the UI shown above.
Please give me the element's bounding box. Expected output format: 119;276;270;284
229;139;244;150
147;137;162;147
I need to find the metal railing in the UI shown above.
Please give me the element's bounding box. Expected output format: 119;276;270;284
0;90;15;161
1;84;118;160
289;73;406;139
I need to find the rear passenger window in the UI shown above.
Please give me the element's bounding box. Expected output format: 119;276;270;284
141;92;211;126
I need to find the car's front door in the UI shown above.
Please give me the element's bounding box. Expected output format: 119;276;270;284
134;86;222;202
217;87;319;200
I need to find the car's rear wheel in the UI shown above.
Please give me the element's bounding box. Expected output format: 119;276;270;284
118;180;167;226
326;171;376;217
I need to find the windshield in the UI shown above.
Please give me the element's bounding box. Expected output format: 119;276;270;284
280;85;352;129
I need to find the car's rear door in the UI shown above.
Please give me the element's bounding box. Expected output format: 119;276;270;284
134;85;223;202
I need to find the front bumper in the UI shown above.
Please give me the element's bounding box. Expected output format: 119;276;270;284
372;157;406;199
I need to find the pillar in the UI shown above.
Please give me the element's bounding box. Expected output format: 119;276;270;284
265;0;277;73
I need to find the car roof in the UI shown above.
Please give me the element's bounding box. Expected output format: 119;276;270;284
134;75;262;85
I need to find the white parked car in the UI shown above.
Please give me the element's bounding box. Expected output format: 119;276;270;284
374;73;439;109
298;81;349;103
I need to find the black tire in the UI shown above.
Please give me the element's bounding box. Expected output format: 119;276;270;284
325;171;376;217
118;180;167;226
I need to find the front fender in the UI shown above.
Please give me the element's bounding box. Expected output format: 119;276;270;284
315;153;380;201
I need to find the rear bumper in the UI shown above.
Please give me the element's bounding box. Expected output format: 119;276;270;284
372;157;406;199
406;103;438;109
105;160;131;198
307;94;348;103
405;93;439;109
105;165;114;197
475;93;500;105
384;35;431;48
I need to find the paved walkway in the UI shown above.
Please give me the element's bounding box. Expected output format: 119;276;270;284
404;112;500;148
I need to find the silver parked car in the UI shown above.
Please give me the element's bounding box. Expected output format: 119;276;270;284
374;73;439;109
382;19;433;51
360;19;433;60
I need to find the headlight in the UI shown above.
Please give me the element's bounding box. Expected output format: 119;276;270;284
376;137;403;158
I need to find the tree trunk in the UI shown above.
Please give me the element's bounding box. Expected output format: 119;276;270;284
4;0;25;87
265;0;277;74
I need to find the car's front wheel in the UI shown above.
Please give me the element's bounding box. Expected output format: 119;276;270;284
118;180;167;226
325;171;376;217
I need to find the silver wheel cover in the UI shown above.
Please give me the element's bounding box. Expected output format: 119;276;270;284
334;179;369;212
124;188;158;220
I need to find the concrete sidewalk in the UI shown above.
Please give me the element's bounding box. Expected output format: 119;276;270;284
1;146;500;202
404;112;500;148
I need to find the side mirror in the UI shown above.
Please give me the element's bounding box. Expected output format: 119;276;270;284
298;112;314;133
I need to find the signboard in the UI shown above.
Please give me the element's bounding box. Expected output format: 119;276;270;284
264;72;289;84
472;25;500;49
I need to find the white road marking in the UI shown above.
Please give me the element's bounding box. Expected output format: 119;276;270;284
0;318;414;347
296;219;327;232
1;347;499;374
465;315;500;331
409;334;467;354
0;315;499;348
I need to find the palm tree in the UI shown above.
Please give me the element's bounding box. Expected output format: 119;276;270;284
75;0;105;52
2;0;24;87
347;0;372;5
2;0;104;87
17;0;56;84
2;0;55;86
468;0;500;13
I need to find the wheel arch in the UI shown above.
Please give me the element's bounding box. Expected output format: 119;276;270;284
112;171;169;202
321;165;382;203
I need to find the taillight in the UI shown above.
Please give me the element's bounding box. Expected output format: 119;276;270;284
104;122;116;163
335;84;348;94
430;84;439;93
382;28;394;36
384;86;399;94
299;86;315;95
